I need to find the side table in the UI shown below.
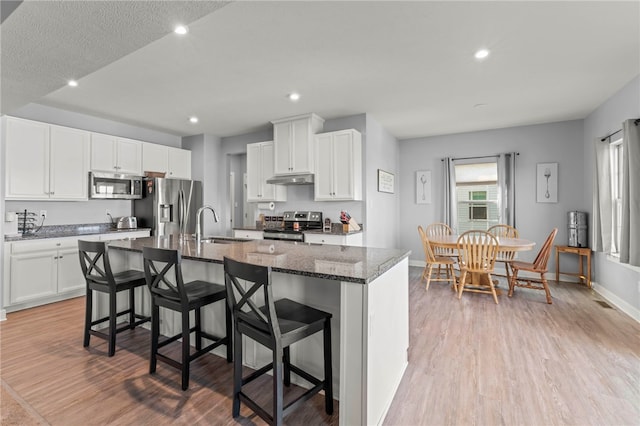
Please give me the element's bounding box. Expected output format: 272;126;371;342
555;245;591;288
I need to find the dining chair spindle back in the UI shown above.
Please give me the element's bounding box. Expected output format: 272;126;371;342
488;224;519;282
508;228;558;304
418;226;457;291
456;230;500;304
426;222;458;276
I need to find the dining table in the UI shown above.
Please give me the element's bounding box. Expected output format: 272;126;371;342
428;234;536;292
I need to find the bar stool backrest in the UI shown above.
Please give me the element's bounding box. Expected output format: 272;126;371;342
223;257;281;341
78;240;115;287
142;246;187;306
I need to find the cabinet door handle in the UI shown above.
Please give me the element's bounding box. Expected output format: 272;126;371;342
53;256;58;259
58;255;63;259
56;243;61;246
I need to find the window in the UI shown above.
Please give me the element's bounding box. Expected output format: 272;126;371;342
454;161;499;232
468;191;488;220
610;139;623;256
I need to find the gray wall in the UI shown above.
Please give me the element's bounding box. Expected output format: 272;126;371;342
365;115;400;248
583;75;640;317
3;103;182;226
183;133;225;236
398;120;585;276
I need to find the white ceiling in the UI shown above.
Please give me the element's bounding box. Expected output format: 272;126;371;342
2;1;639;140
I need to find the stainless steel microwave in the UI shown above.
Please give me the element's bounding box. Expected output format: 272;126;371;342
89;172;143;199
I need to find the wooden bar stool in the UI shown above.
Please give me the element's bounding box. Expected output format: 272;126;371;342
223;256;334;426
78;240;150;357
142;246;231;391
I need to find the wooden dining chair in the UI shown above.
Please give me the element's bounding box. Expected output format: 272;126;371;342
426;222;458;276
417;226;457;291
508;228;558;304
488;224;519;282
456;230;499;304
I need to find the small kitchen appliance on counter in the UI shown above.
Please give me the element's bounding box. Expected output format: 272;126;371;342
568;211;588;247
116;216;138;229
263;211;323;242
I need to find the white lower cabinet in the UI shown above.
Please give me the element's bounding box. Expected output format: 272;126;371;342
233;229;264;240
6;237;87;307
9;250;58;304
304;232;363;246
3;230;150;312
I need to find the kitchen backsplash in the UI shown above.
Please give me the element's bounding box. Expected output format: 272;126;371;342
4;200;132;226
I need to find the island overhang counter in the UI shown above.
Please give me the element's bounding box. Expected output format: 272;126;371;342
105;235;410;426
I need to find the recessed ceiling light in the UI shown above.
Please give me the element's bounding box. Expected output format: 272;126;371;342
174;25;189;35
189;116;198;124
67;80;78;87
288;92;301;102
474;103;488;108
474;49;490;60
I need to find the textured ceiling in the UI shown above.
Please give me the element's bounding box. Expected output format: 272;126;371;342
2;1;639;140
1;0;229;114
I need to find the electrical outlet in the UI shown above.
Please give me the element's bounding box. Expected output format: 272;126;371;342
39;210;47;219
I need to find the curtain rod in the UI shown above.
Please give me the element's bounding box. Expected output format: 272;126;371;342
600;118;640;142
440;153;519;162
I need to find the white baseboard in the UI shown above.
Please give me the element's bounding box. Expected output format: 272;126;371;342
0;309;6;321
592;281;640;323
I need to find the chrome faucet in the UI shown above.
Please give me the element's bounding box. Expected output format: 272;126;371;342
195;205;219;244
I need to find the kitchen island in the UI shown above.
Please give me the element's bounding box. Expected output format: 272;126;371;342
107;235;410;426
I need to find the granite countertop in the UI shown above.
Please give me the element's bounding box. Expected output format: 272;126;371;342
4;223;151;242
108;235;409;284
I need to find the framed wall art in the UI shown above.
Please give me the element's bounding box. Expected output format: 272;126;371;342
416;170;431;204
536;162;558;203
377;169;394;193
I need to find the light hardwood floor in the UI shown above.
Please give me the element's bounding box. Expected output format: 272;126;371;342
1;267;638;425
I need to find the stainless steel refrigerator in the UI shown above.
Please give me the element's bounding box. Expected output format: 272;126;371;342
133;178;202;237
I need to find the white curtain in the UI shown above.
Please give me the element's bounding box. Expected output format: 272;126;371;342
497;153;517;227
620;119;640;266
442;157;457;231
592;137;612;253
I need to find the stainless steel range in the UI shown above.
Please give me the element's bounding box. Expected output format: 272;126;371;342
262;211;323;242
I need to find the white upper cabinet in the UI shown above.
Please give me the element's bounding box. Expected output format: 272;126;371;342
271;113;324;175
314;129;362;201
142;142;168;173
90;133;142;175
5;118;50;199
5;117;89;200
49;125;90;200
167;147;191;179
142;143;191;179
246;141;286;202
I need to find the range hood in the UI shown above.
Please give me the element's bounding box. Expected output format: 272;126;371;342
266;174;314;185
